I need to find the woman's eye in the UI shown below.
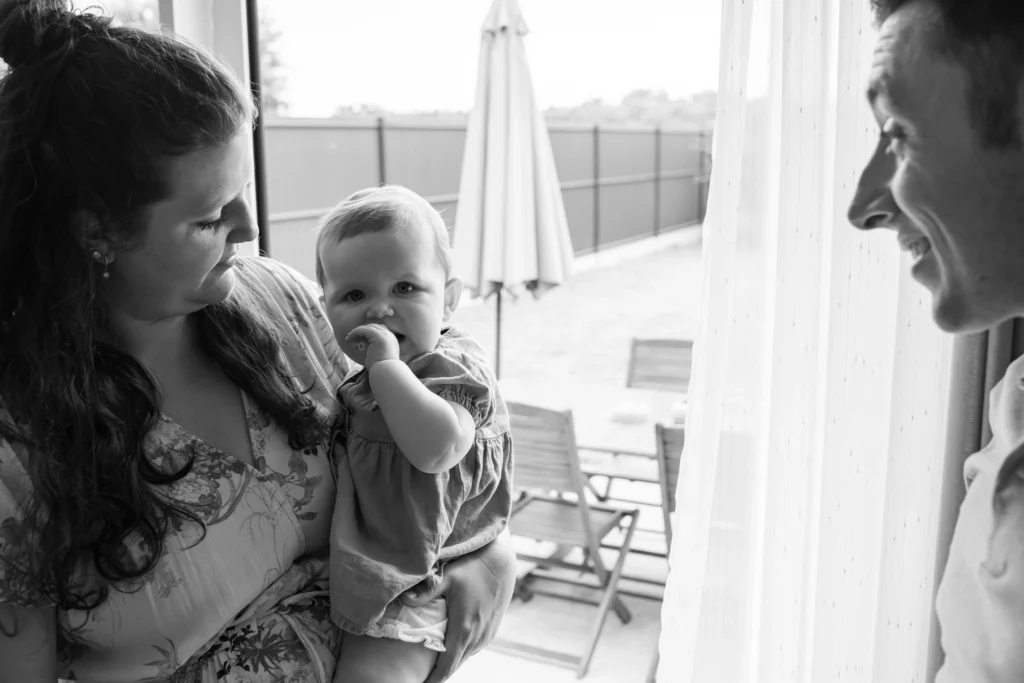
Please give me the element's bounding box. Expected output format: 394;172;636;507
342;291;365;302
196;216;227;230
395;282;415;294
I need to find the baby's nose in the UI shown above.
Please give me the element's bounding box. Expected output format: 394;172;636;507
366;302;393;319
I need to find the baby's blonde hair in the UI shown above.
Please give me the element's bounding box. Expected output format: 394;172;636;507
314;185;452;287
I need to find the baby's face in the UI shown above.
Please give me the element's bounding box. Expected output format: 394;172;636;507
319;221;455;365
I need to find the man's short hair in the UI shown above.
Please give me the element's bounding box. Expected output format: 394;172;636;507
871;0;1024;149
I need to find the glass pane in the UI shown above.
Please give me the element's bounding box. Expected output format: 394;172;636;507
255;0;717;278
252;1;718;680
89;0;160;30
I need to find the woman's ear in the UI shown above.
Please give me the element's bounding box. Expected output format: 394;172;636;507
76;209;114;262
443;277;464;321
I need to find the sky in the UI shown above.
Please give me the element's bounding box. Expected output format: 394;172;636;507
258;0;721;117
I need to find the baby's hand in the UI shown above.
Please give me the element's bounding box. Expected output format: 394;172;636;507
347;323;401;367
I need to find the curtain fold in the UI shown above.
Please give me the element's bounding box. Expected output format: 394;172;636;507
658;1;961;680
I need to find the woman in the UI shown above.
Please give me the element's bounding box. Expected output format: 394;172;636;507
0;1;515;681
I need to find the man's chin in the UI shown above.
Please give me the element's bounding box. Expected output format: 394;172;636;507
930;290;1000;334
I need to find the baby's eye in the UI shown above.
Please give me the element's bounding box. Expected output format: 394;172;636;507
394;282;416;294
342;290;365;302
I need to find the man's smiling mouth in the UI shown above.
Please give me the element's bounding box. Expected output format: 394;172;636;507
899;234;932;261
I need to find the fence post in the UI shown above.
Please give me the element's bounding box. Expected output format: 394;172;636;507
377;117;387;186
592;123;601;253
653;126;662;237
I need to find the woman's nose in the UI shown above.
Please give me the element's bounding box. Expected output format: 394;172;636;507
848;136;900;230
227;195;260;244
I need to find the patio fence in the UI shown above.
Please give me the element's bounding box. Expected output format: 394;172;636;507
262;117;712;281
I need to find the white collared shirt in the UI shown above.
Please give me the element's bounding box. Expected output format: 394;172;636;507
936;353;1024;682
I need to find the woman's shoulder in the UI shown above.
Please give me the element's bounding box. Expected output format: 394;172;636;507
234;256;322;309
232;256;349;396
0;415;34;516
0;417;52;606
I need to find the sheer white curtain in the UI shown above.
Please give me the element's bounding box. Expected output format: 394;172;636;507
658;0;958;681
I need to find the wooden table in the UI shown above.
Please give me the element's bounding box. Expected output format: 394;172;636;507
499;378;686;456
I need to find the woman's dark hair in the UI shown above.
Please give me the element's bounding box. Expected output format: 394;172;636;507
0;0;327;611
871;0;1024;149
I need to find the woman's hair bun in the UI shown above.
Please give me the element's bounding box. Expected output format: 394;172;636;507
0;0;96;70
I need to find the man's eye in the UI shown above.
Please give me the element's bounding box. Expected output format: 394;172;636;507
881;119;906;154
342;291;365;302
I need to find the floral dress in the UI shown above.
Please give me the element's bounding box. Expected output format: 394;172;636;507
0;258;350;683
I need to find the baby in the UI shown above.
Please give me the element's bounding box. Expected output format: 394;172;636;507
316;185;514;683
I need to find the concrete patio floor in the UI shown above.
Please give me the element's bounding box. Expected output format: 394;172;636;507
449;227;704;682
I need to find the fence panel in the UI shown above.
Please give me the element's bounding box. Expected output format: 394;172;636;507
384;123;468;199
264;119;379;215
263;119;711;280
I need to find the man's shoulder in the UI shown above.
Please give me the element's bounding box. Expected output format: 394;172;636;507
989;354;1024;449
966;355;1024;484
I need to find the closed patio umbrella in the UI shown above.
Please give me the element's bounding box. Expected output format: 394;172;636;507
452;0;574;379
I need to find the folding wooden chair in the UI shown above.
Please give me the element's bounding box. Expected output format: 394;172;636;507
496;401;640;679
596;423;686;590
626;338;694;393
584;338;693;505
654;423;687;553
646;651;660;683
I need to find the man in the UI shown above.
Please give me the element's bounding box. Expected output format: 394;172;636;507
848;1;1024;680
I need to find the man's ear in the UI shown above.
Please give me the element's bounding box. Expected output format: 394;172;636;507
443;277;464;321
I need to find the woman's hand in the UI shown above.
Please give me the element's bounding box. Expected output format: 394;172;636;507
401;534;517;683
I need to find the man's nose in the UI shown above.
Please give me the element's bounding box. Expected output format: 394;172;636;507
848;136;900;230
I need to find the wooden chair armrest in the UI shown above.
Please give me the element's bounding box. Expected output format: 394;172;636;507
578;444;656;459
581;466;659;484
586;500;641;517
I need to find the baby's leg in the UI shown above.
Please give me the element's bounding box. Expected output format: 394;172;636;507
333;632;438;683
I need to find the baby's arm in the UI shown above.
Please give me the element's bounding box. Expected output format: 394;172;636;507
369;359;476;474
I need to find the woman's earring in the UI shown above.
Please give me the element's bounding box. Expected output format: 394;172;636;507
91;249;111;280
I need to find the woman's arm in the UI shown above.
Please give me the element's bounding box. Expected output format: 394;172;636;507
400;531;517;683
0;603;58;683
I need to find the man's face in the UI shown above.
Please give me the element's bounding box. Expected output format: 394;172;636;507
848;0;1024;333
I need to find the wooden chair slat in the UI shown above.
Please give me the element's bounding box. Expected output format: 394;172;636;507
656;424;687;513
627;338;694;393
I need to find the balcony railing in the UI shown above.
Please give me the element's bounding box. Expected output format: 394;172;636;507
262;117;711;280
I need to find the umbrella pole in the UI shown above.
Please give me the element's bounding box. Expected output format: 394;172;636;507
495;289;502;380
